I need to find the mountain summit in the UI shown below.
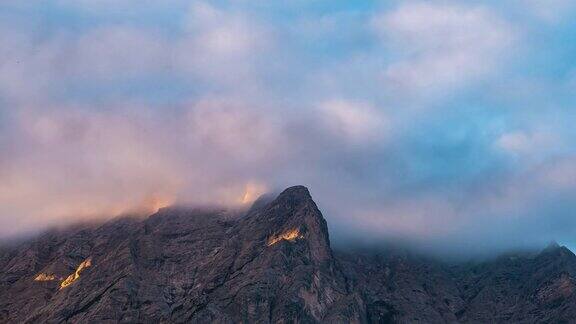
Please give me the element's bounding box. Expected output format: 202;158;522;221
1;186;576;323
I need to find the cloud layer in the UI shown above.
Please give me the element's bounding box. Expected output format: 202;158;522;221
1;1;576;256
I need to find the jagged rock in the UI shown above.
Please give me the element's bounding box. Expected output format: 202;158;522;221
1;185;576;323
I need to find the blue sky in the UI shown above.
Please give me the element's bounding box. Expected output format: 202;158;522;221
1;0;576;256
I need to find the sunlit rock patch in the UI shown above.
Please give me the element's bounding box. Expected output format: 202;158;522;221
267;228;303;246
60;258;92;289
34;273;57;281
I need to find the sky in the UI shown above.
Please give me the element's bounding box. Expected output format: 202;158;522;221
1;0;576;256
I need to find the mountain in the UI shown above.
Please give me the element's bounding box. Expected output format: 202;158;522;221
1;185;576;323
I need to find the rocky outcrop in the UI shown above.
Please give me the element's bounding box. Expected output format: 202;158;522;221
1;185;576;323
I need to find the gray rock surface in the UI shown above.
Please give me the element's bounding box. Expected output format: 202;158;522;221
1;185;576;323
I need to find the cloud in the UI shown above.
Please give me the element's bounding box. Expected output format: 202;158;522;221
71;27;168;78
0;1;278;238
0;98;286;238
332;153;576;256
317;99;389;142
0;107;184;237
175;2;272;86
0;1;270;105
0;0;576;257
185;2;266;57
186;97;284;162
495;130;558;157
522;0;576;23
373;2;517;97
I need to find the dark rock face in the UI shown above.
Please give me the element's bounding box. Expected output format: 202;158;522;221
336;246;576;323
1;185;576;323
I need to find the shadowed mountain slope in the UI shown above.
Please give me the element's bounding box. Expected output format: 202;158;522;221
1;186;576;323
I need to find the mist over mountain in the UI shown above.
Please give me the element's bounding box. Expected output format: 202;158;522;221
2;186;576;323
2;1;576;255
2;2;576;322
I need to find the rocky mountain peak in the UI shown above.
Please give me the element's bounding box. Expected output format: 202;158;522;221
259;185;317;220
2;186;576;323
253;186;332;261
539;242;576;260
275;185;313;202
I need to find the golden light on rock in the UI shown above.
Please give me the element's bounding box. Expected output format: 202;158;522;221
240;182;267;205
267;228;303;246
34;273;57;281
60;258;92;289
142;195;174;214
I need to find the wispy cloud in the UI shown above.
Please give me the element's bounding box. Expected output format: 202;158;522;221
373;2;517;98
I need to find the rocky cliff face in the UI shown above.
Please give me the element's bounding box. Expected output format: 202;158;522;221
1;186;576;323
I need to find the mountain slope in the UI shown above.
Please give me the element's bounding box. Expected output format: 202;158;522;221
1;185;576;323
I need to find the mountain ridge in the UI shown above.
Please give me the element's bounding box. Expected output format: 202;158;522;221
1;185;576;323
